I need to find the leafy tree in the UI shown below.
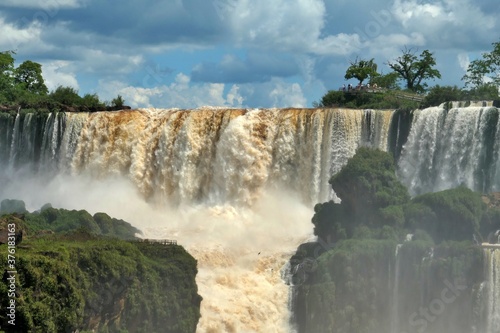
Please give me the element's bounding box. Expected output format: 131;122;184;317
462;41;500;88
111;94;125;108
462;83;499;100
316;90;346;107
369;71;400;89
422;85;462;107
344;58;379;86
50;85;82;106
14;60;48;95
0;51;16;102
422;84;499;107
81;93;105;110
388;48;441;93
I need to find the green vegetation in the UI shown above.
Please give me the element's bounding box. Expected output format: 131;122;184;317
344;58;379;86
315;89;421;109
387;48;441;93
0;51;128;112
0;199;28;214
317;40;500;109
312;148;494;244
313;148;409;242
463;41;500;88
291;148;495;333
0;200;140;240
0;203;201;332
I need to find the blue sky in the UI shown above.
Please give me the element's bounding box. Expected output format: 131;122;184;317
0;0;498;108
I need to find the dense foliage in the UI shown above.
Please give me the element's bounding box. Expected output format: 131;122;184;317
317;40;500;109
0;200;140;240
387;48;441;93
291;148;497;333
0;204;201;332
313;148;409;242
315;89;420;109
421;84;499;108
312;149;494;244
463;41;500;88
0;52;126;112
344;58;379;86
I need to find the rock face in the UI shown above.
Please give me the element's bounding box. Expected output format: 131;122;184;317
0;214;25;244
289;240;484;333
482;192;500;209
0;199;28;214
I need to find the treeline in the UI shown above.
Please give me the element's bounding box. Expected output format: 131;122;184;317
0;51;128;113
312;148;500;244
0;200;201;332
317;40;500;109
317;84;499;110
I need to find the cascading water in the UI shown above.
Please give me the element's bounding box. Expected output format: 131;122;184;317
0;107;393;332
390;243;402;333
485;248;500;333
398;105;500;195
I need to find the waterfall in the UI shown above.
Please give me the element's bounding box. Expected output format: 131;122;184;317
1;108;394;206
0;108;394;333
281;260;298;333
485;248;500;333
397;105;500;195
390;243;402;333
8;113;21;171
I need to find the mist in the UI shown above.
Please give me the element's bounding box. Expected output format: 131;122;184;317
0;169;313;332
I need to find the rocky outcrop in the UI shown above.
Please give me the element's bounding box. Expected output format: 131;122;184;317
0;210;201;332
0;214;26;244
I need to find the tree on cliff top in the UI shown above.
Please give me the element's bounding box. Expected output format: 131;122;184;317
344;57;379;86
388;48;441;93
462;41;500;88
14;60;48;95
0;51;16;101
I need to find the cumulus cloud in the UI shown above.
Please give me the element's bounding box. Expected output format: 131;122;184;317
41;60;79;91
97;73;305;109
390;0;496;48
97;73;243;109
226;0;362;56
0;16;42;51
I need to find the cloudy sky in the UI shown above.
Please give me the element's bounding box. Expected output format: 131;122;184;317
0;0;498;108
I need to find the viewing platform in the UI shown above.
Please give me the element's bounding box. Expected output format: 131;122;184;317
339;87;425;102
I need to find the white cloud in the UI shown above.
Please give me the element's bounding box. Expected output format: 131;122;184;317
366;32;426;59
457;53;470;72
225;85;245;106
226;0;360;56
97;73;242;109
390;0;496;47
41;61;80;91
0;0;83;9
97;74;305;109
269;81;306;107
0;17;42;51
